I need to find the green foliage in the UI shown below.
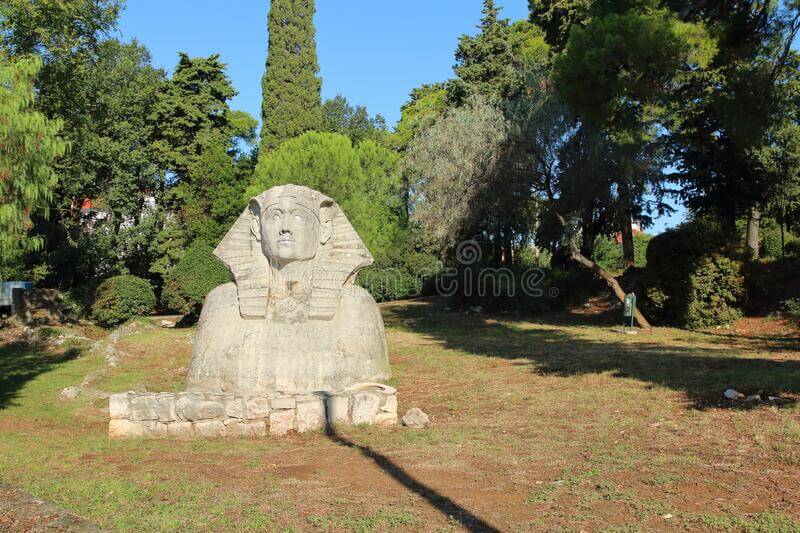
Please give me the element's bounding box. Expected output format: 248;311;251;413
393;83;448;151
759;218;797;260
322;94;387;145
449;1;549;105
91;275;155;327
249;131;404;264
0;0;121;56
260;0;322;152
406;97;513;254
528;0;592;50
450;266;600;313
0;53;66;258
592;233;651;272
151;53;257;247
160;243;230;315
784;298;800;323
786;240;800;259
684;255;746;329
640;220;745;328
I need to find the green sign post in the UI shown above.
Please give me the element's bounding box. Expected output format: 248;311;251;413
623;293;636;328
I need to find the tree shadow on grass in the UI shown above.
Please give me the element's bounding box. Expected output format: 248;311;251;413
323;420;501;532
383;298;800;410
0;342;81;410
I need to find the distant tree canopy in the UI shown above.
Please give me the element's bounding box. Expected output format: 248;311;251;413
248;132;404;264
260;0;322;153
322;95;388;145
152;53;257;246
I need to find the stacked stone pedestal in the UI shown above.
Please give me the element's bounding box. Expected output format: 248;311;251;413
108;384;397;438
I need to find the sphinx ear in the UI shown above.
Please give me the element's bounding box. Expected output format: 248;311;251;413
320;218;332;245
249;199;262;242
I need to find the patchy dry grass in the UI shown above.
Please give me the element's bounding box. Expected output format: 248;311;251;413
0;297;799;531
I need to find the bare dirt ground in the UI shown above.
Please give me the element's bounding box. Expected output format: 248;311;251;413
0;298;798;531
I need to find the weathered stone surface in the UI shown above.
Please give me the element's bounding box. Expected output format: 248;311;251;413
109;419;146;438
351;393;381;425
175;396;224;421
226;420;267;437
326;395;349;424
380;395;397;413
244;397;270;419
109;393;130;419
225;398;246;419
166;422;195;438
269;409;295;436
194;420;226;437
157;394;177;422
270;396;295;410
148;422;168;438
109;387;400;438
375;411;398;427
129;395;159;420
183;185;390;395
59;386;81;400
401;408;430;429
296;400;326;433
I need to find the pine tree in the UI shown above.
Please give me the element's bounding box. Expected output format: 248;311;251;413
260;0;323;153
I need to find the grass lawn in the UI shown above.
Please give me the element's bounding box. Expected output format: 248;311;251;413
0;297;799;531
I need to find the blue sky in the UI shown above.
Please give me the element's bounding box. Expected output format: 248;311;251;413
118;0;685;233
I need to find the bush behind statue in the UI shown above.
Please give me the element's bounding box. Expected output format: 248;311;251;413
92;275;156;328
161;243;231;315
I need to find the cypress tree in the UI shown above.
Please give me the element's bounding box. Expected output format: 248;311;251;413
260;0;323;153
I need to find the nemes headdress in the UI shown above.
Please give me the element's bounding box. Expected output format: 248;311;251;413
213;184;373;320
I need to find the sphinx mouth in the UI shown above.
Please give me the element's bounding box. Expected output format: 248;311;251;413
277;237;296;245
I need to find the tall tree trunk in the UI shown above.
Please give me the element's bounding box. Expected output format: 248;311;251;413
618;213;635;270
580;209;597;259
617;182;635;270
746;205;761;260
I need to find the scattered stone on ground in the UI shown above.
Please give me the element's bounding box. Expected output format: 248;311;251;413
160;320;175;328
402;407;430;428
468;306;484;314
724;389;746;400
59;386;82;400
0;483;105;532
108;320;155;344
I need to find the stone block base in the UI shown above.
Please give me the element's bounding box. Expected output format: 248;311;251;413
108;383;397;438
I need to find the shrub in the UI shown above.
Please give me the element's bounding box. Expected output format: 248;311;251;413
358;251;440;302
640;219;745;328
784;298;800;323
92;275;156;327
447;265;600;314
684;255;746;328
786;240;800;259
161;243;231;314
758;218;799;260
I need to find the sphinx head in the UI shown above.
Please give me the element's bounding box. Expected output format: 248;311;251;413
249;186;333;266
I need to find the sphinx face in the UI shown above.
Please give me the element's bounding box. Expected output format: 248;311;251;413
259;197;320;263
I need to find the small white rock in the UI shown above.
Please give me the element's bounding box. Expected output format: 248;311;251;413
724;389;745;400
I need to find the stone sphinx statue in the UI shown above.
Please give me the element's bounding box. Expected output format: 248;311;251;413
185;184;390;394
